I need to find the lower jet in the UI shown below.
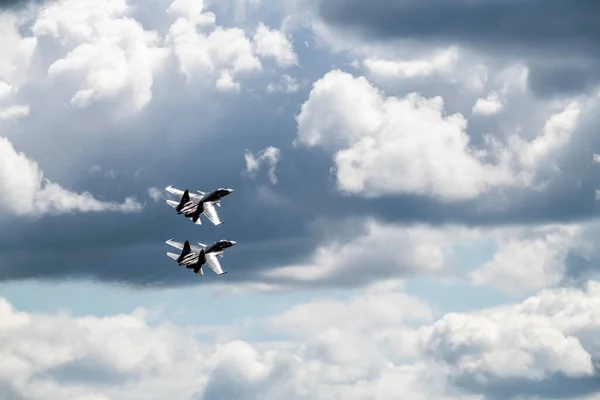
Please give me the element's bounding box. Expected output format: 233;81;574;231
165;238;237;275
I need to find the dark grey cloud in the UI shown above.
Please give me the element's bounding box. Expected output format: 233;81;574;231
0;0;45;9
317;0;600;97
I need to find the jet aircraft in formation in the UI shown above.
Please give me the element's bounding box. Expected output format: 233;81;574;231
165;185;233;225
166;238;236;275
163;185;237;276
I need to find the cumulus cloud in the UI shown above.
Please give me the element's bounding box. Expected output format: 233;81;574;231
0;136;141;217
244;146;281;184
166;0;261;89
0;286;445;400
203;216;600;294
33;0;170;110
472;92;503;116
165;1;297;92
6;281;600;399
258;219;459;288
252;22;298;68
0;0;298;114
295;69;582;201
469;224;581;294
419;282;600;398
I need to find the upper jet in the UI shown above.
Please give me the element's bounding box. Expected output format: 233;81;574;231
165;185;234;225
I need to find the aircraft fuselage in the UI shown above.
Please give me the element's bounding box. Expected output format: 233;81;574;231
204;239;237;254
180;188;233;217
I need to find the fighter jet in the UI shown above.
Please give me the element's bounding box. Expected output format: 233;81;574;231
164;185;234;225
165;238;236;275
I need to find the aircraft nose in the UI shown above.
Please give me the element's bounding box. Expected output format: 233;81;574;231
229;241;237;246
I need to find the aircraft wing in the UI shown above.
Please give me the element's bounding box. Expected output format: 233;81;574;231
165;238;185;250
205;253;227;275
166;239;203;254
166;186;202;199
165;199;180;209
203;202;223;225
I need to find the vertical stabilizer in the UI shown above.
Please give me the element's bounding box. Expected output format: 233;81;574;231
176;189;191;212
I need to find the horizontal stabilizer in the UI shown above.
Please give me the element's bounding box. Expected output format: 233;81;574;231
166;199;179;209
166;252;179;260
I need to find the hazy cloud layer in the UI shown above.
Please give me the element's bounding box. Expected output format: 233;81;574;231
5;281;600;399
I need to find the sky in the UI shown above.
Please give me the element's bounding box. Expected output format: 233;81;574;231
2;0;600;398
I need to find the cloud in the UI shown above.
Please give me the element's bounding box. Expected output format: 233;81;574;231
33;0;170;110
0;286;442;400
252;22;298;68
295;69;582;201
147;187;164;202
5;1;600;399
166;0;261;89
0;105;29;120
0;136;141;217
6;281;600;399
315;0;600;97
472;92;503;116
363;46;459;79
468;224;581;294
419;282;600;398
202;216;600;294
266;74;300;93
244;146;281;184
1;0;298;115
0;0;44;9
256;218;459;289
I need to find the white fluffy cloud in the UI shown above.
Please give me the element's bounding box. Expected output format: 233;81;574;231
34;0;170;110
5;280;600;399
166;1;297;90
205;216;600;296
469;224;581;294
259;219;458;288
295;69;582;200
166;0;261;89
252;23;298;68
363;46;459;80
1;0;298;112
472;92;504;115
0;137;141;217
244;146;281;184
